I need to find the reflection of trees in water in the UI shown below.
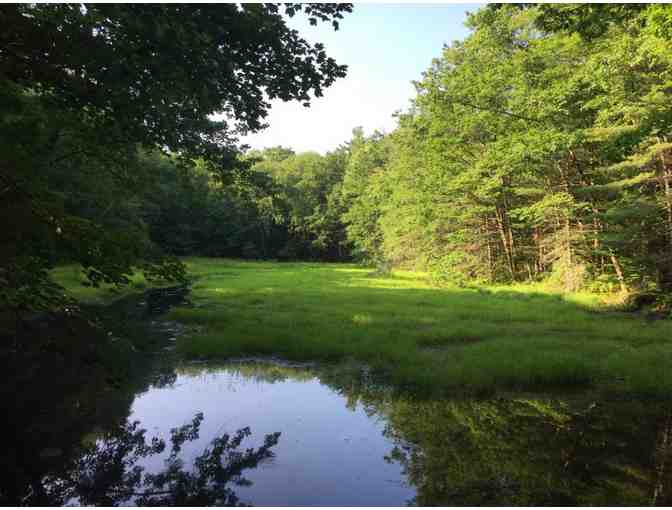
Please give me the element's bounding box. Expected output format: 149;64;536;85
0;308;280;506
4;348;671;507
380;398;664;506
178;361;316;385
27;413;280;506
320;366;666;505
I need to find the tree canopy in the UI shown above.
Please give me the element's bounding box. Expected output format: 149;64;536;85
335;3;672;297
1;4;351;161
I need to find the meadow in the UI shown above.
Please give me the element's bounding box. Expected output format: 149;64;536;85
136;258;672;398
54;258;672;397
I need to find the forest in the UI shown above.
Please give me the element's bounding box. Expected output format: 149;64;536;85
3;4;672;317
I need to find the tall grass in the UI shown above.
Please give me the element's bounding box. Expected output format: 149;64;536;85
52;265;149;304
166;258;672;398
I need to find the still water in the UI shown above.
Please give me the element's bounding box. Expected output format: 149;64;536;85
3;289;671;505
127;361;415;506
6;356;669;506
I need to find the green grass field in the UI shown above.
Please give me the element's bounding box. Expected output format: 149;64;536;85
52;265;151;305
165;258;671;398
56;258;672;397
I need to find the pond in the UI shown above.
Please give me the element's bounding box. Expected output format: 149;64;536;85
121;361;672;506
2;289;671;506
125;360;415;506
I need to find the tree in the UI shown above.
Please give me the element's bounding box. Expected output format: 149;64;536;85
336;3;672;299
0;4;353;318
1;4;352;162
340;128;392;265
246;147;350;261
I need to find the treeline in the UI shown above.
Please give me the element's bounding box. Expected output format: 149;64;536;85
155;3;672;298
139;147;350;262
133;130;382;265
344;4;672;296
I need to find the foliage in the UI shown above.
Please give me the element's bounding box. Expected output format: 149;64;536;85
0;4;352;318
128;146;351;262
340;128;392;264
1;3;351;162
332;3;672;300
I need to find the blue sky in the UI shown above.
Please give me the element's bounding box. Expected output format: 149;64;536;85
240;4;481;154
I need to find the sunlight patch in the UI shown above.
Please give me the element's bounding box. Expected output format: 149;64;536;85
352;313;374;325
211;287;236;294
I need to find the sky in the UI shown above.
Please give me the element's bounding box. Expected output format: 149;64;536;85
239;4;480;154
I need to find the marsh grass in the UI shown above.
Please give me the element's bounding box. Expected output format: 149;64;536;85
53;259;672;397
160;258;672;398
52;265;150;304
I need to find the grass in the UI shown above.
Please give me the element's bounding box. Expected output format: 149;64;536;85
160;258;672;398
52;265;150;305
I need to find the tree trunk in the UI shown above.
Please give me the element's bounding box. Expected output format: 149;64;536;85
609;251;628;294
485;217;494;281
495;205;515;280
659;147;672;292
535;226;545;274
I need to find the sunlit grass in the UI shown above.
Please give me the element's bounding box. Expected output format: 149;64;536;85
52;265;149;305
166;258;672;398
53;258;672;397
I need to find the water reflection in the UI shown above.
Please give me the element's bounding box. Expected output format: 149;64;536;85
70;414;278;506
129;361;415;506
380;398;661;505
13;412;279;506
323;367;670;506
3;356;672;506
